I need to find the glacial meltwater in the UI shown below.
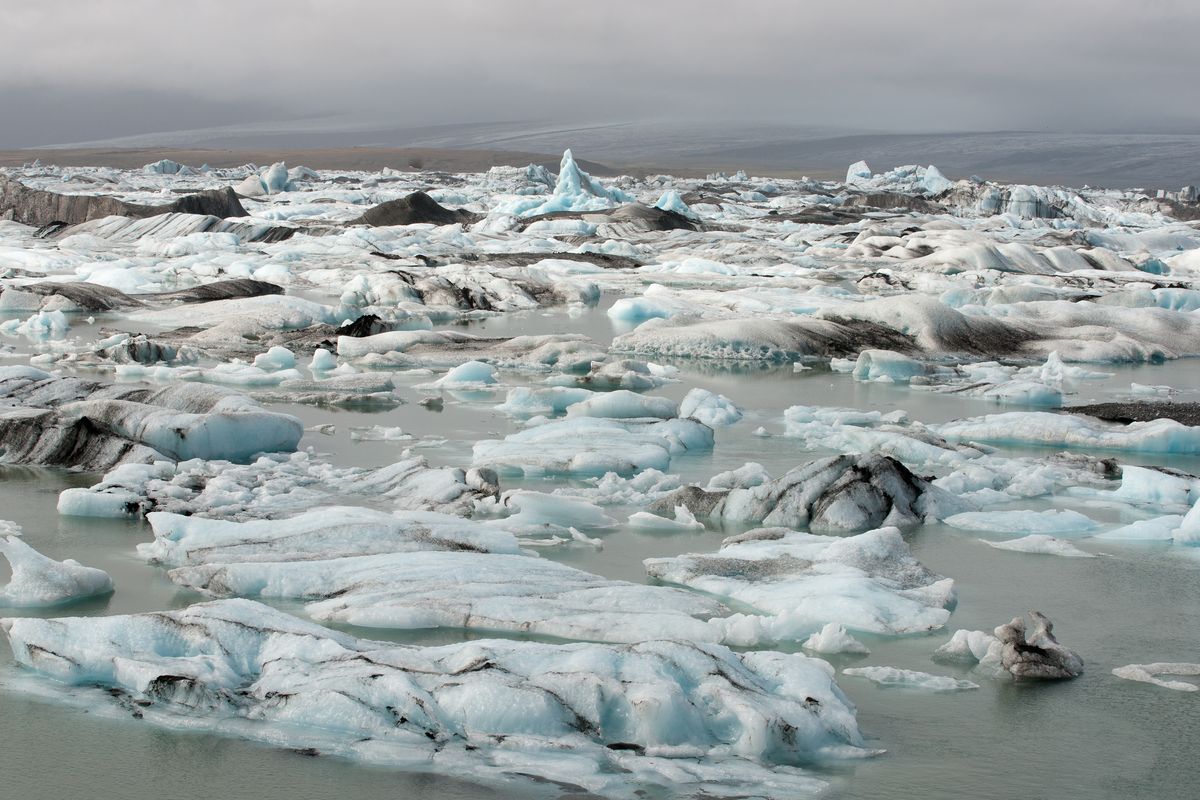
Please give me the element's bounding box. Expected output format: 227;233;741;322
1;302;1197;800
4;153;1200;799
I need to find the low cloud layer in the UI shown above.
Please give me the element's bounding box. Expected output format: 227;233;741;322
4;1;1199;146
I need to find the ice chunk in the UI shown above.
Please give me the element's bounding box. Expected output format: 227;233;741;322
167;551;729;643
851;349;924;383
308;347;337;372
251;346;296;372
919;164;953;195
803;623;870;655
496;490;618;531
653;189;696;219
994;611;1083;680
553;149;629;203
944;509;1097;535
653;454;963;533
646;526;955;638
498;149;633;217
139;506;520;566
626;505;705;533
0;600;870;797
846;160;873;184
842;667;978;692
1172;496;1200;543
142;158;185;175
984;535;1095;557
935;412;1200;454
932;629;1000;664
60;452;497;521
565;390;678;420
678;388;742;427
1112;663;1200;692
1093;515;1183;541
472;417;713;477
0;530;112;607
494;386;594;417
260;161;291;194
431;360;497;388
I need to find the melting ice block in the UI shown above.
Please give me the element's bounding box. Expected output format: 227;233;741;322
0;599;872;797
645;526;955;639
842;666;978;692
472;416;713;476
0;529;112;607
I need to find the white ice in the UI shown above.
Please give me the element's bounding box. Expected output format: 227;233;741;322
0;527;112;607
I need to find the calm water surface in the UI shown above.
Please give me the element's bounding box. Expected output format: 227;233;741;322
1;302;1198;799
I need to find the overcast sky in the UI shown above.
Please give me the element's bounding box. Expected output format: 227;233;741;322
3;0;1199;147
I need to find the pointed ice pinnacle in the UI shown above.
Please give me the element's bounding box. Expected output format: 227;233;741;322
553;149;630;203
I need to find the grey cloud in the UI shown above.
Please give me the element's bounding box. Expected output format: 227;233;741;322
2;0;1198;147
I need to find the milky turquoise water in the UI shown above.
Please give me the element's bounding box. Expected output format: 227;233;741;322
1;302;1199;799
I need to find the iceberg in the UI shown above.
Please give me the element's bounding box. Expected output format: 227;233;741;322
0;530;113;607
139;506;521;566
0;600;871;797
1112;663;1200;692
983;535;1095;557
167;550;731;643
651;454;963;532
58;453;498;521
472;417;713;477
803;623;870;655
645;526;955;638
841;667;978;692
932;629;1000;664
994;611;1083;680
935;411;1200;455
499;150;633;217
678;388;743;427
943;509;1098;535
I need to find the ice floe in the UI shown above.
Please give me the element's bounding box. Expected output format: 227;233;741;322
0;600;871;797
0;527;113;607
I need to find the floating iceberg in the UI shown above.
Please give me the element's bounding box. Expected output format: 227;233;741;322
0;600;871;797
168;550;730;643
983;535;1095;557
652;454;963;532
943;509;1098;535
678;388;743;427
0;530;113;607
803;623;871;655
935;412;1200;455
1112;663;1200;692
139;506;521;566
498;150;633;217
994;611;1083;680
472;417;713;477
645;526;955;639
841;667;978;692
